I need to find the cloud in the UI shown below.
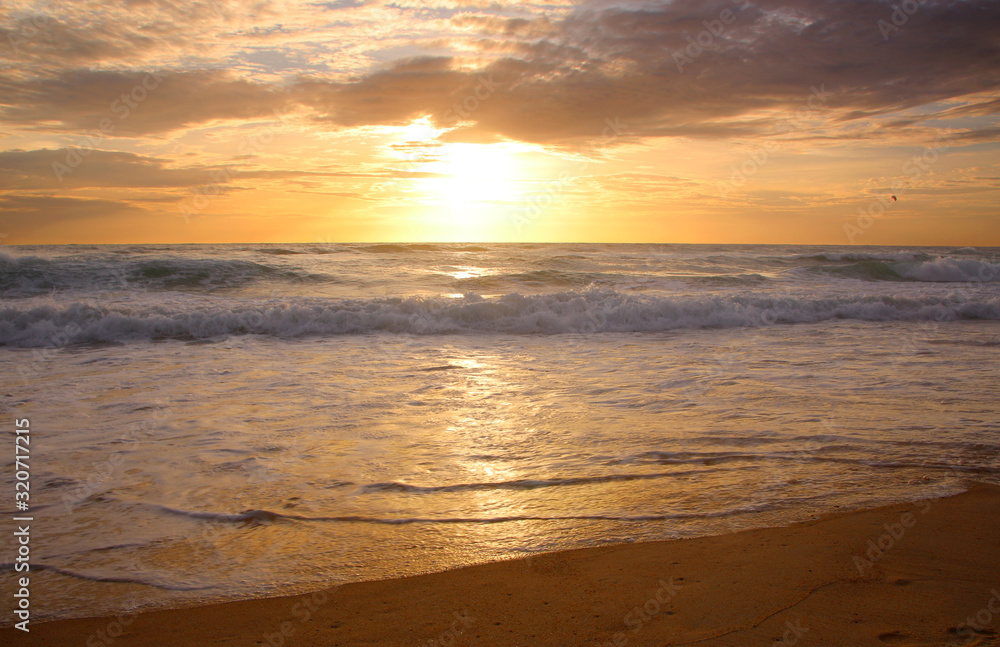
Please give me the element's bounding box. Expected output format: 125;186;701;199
0;69;289;136
947;127;1000;144
2;0;998;149
449;13;556;38
282;0;1000;146
0;194;142;228
0;0;271;70
0;148;395;195
0;149;217;189
0;15;153;65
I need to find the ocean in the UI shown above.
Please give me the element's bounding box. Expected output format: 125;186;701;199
1;242;999;623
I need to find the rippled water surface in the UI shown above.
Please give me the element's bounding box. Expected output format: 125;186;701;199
1;243;998;621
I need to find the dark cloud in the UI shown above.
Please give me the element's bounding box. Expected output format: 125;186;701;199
0;69;289;136
0;149;390;193
0;16;151;64
0;149;216;190
294;57;469;127
450;13;556;38
947;127;1000;144
928;97;1000;120
0;194;142;228
2;0;998;147
0;1;263;68
294;0;1000;145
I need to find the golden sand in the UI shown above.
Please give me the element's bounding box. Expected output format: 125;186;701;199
5;483;1000;646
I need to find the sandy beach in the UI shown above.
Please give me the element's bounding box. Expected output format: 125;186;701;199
3;0;999;642
5;482;999;647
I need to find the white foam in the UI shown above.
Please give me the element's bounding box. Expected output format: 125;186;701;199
2;290;998;346
893;257;1000;283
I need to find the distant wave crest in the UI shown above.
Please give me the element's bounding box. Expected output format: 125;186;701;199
804;257;1000;283
0;253;335;295
3;251;998;300
795;251;932;263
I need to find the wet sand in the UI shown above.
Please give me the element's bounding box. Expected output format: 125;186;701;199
5;482;1000;646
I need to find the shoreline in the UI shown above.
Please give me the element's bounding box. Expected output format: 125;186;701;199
5;481;1000;646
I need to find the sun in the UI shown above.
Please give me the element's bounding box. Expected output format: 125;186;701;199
430;143;519;206
384;118;545;240
417;141;531;239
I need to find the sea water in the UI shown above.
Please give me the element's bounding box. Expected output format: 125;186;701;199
1;243;998;621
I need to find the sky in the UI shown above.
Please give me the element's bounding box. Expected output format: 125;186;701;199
0;0;998;245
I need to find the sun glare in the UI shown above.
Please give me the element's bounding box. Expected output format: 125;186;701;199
430;152;529;237
398;117;442;143
385;119;550;240
421;142;531;239
430;143;519;206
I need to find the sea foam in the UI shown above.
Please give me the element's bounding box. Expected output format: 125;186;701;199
1;290;997;346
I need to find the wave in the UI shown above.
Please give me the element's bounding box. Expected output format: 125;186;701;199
362;243;443;253
2;289;997;346
454;269;615;290
689;273;769;286
696;433;1000;453
148;503;772;526
893;257;1000;282
0;253;336;295
0;562;215;591
256;248;306;255
795;251;932;262
457;270;771;290
359;469;715;493
624;450;1000;474
4;249;998;302
804;257;1000;283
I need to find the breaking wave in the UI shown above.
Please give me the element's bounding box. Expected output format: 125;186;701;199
1;289;997;346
